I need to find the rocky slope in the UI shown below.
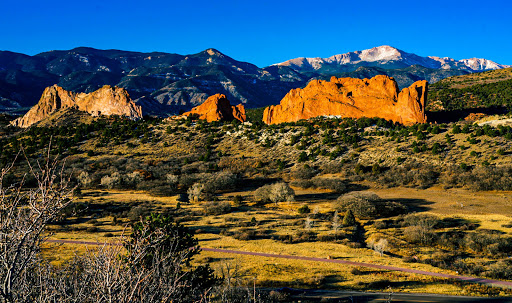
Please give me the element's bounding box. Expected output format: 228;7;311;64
262;75;427;125
183;94;246;122
11;85;142;128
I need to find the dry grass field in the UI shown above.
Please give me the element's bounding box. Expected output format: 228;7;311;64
43;183;512;296
3;112;512;297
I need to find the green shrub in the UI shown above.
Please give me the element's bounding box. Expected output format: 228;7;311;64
342;209;356;226
298;205;311;214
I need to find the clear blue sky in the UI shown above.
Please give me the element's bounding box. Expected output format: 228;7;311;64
2;0;511;67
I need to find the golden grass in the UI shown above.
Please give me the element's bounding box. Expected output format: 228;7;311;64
196;249;467;295
41;184;512;294
369;185;512;217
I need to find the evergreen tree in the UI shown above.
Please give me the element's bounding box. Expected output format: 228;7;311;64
343;209;356;226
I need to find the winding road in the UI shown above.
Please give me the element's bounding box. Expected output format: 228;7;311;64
46;239;512;289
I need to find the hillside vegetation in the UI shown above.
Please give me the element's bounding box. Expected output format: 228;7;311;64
2;111;512;297
428;68;512;111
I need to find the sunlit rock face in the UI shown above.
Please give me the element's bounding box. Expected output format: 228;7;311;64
183;93;246;123
263;75;427;126
11;85;142;127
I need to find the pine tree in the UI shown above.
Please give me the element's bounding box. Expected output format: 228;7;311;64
343;209;356;226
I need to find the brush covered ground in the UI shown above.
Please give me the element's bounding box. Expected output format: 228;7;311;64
428;67;512;112
2;108;512;298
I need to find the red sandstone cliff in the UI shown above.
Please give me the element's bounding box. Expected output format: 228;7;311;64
11;85;143;128
262;75;427;125
183;94;246;122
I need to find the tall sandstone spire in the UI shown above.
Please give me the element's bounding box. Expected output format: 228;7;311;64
262;75;427;125
11;85;143;128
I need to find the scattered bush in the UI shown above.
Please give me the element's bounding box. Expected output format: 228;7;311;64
298;205;311;214
232;195;244;206
127;205;151;221
254;182;295;205
203;201;232;215
335;192;406;219
373;220;387;229
78;171;92;188
342;209;356;226
403;214;440;245
100;172;121;189
291;165;318;179
188;183;205;202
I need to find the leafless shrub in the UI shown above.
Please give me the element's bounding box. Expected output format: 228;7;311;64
166;174;179;185
335;192;379;218
123;171;143;188
373;239;389;256
291;165;318;179
332;211;341;237
291;177;347;193
100;172;121;189
202;171;239;194
403;214;440;245
269;182;295;205
312;178;347;193
187;183;204;203
253;182;295;205
378;163;439;189
335;192;406;219
0;150;73;303
468;166;512;191
77;171;92;188
203;201;232;215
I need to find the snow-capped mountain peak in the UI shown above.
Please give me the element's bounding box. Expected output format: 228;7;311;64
275;46;510;73
459;58;505;71
358;45;403;62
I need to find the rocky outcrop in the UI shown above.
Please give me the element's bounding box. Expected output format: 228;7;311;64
465;113;487;121
11;85;142;128
262;75;427;125
183;94;246;122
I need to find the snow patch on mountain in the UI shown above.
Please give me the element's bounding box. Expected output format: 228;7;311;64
275;46;510;72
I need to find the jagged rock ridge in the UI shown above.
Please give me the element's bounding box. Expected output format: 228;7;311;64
11;85;142;128
262;75;427;126
183;94;246;122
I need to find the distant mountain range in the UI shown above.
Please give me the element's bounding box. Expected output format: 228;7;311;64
0;45;509;116
276;45;510;73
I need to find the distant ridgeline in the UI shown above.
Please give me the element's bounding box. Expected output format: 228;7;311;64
0;46;509;117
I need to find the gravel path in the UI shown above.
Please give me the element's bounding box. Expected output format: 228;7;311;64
46;239;512;288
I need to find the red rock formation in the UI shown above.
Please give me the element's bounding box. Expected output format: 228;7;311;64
262;75;427;125
232;103;247;123
465;113;487;121
183;94;246;122
11;85;142;128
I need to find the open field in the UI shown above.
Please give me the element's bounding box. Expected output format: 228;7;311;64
43;184;512;297
2;113;512;298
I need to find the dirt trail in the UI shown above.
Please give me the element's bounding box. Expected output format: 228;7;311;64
46;239;512;288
